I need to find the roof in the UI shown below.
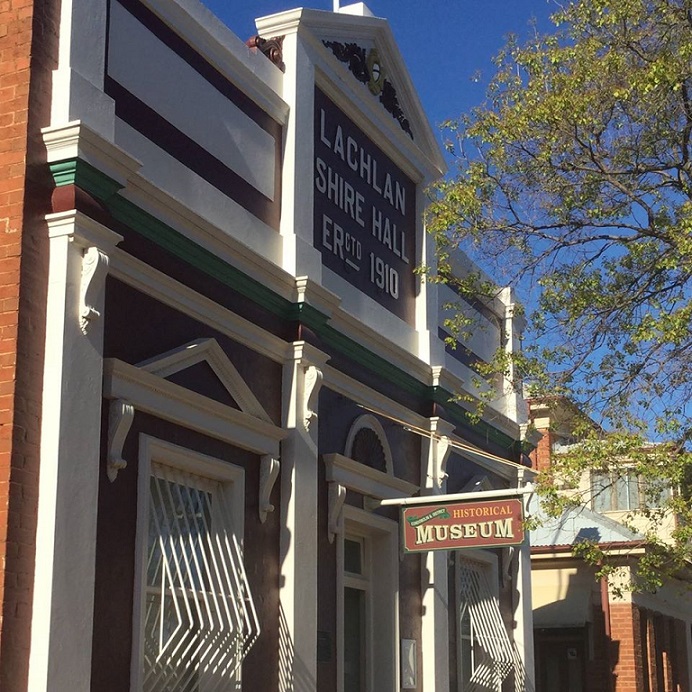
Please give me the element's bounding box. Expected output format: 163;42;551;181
529;497;643;550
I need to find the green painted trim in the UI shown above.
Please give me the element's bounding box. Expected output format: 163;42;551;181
49;159;123;201
50;160;79;187
286;302;331;330
429;385;517;450
108;195;294;317
289;303;426;396
324;326;430;398
50;158;519;454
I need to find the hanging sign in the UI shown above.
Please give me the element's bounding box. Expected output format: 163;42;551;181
401;499;525;553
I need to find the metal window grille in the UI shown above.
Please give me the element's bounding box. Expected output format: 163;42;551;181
142;463;259;692
458;557;531;692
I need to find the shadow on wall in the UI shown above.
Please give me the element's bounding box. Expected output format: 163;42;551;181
279;604;317;692
533;568;618;692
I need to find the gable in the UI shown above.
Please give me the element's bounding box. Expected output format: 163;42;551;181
256;7;445;181
137;338;272;423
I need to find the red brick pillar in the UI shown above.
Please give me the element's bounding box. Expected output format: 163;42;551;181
529;426;553;473
0;0;59;685
609;602;645;691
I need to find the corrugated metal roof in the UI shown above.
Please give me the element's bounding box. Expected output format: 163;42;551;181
528;497;642;548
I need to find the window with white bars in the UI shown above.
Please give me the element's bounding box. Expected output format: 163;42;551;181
133;438;259;692
457;555;529;692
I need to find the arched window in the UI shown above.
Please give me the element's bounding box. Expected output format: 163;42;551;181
344;414;393;475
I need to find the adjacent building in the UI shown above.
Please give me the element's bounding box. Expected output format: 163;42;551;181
0;0;534;690
528;397;692;692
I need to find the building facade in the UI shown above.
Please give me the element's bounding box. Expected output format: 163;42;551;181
528;397;692;692
0;0;534;689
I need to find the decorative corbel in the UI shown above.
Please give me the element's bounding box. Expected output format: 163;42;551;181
246;35;285;72
303;365;323;430
107;399;134;482
327;482;346;543
79;246;109;334
259;455;280;523
434;435;453;488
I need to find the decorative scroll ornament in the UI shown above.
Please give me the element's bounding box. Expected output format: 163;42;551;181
246;35;285;72
434;435;452;488
107;399;134;482
322;41;413;139
303;365;323;430
259;455;280;523
79;246;109;334
323;41;369;83
327;482;347;543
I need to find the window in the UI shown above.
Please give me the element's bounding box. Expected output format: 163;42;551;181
591;471;671;512
343;536;369;692
551;434;577;455
133;437;259;692
339;507;398;692
456;554;526;692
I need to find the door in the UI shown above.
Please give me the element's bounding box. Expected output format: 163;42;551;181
535;630;586;692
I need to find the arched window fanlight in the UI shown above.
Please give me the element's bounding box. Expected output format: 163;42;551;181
344;414;393;475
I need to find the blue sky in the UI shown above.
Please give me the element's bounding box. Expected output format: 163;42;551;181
203;1;558;137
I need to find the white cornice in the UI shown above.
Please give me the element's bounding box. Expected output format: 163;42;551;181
122;172;296;293
323;364;428;429
42;121;142;186
328;307;431;384
46;210;124;249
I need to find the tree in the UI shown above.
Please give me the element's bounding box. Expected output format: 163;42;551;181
427;0;692;587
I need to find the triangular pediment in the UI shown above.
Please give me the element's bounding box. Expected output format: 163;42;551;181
137;338;272;423
256;6;445;182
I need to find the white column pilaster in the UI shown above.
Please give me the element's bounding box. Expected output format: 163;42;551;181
28;211;122;692
514;470;535;690
52;0;115;135
420;416;455;691
280;341;329;692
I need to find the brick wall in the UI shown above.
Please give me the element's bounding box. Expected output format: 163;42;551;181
637;608;690;692
529;425;553;474
609;602;641;691
0;0;58;685
607;602;690;692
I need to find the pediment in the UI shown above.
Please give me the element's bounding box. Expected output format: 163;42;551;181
256;6;445;182
137;338;272;423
